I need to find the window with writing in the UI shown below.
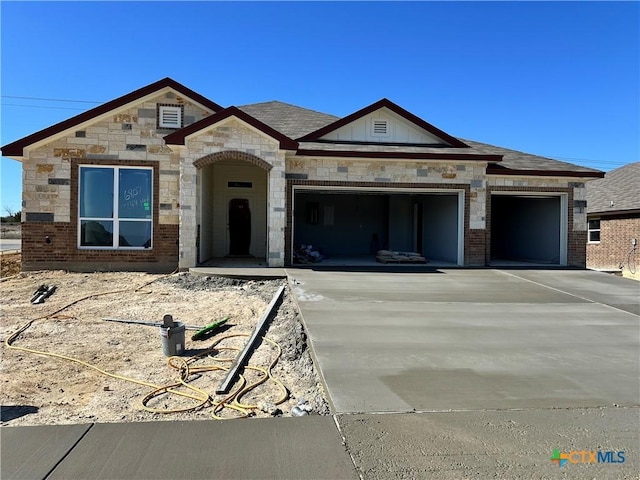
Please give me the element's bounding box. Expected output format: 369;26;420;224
79;166;152;249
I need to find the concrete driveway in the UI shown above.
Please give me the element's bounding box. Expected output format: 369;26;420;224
288;268;639;414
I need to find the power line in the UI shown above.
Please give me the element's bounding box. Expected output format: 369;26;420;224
2;103;89;111
545;154;623;163
1;95;102;104
546;156;633;166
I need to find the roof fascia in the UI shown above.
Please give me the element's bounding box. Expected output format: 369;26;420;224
587;209;640;218
164;106;298;150
297;98;469;148
1;78;223;158
296;149;501;162
486;165;604;178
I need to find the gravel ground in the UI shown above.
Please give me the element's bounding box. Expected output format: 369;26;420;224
0;271;329;425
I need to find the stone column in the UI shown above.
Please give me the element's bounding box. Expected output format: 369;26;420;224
179;154;198;269
267;151;287;267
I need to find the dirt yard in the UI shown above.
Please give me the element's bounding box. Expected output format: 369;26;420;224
0;271;329;426
1;253;21;278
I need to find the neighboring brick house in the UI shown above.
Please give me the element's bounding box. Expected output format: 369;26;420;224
586;162;640;273
1;78;604;272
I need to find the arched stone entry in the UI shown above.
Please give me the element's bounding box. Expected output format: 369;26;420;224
194;151;273;171
195;151;269;263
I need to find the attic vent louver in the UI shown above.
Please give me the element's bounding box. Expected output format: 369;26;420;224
158;105;183;129
372;119;389;136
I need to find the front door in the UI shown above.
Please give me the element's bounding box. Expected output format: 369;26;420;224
228;198;251;255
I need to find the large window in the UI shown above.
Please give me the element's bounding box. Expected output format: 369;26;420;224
79;166;153;249
588;219;601;243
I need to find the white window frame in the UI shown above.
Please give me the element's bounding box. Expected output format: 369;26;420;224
78;165;153;250
588;218;601;243
158;105;182;129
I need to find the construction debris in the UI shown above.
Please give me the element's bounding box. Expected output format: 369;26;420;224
103;317;205;331
376;250;427;264
31;285;56;304
191;317;229;341
1;271;329;425
293;244;325;263
291;397;313;416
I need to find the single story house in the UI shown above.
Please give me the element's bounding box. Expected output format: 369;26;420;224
1;78;604;272
586;162;639;273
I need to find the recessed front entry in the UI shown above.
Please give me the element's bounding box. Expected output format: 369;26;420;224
228;198;251;255
197;160;267;264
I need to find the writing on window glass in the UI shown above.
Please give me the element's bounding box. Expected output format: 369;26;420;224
121;186;150;212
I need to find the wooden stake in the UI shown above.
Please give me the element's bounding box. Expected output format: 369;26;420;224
216;285;285;394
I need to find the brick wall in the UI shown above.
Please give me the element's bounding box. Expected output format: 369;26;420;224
22;223;178;272
586;216;640;270
21;158;179;272
466;229;486;265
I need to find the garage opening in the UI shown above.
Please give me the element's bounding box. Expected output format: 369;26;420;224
490;194;565;265
293;190;462;265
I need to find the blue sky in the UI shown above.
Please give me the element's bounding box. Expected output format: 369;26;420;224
1;1;638;214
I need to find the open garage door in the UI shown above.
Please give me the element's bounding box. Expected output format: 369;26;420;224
293;189;463;265
490;194;567;265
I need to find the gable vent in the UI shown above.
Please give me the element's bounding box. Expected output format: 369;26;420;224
372;119;389;136
158;105;183;129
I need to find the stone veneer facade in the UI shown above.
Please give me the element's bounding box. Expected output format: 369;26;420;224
20;91;211;271
176;119;288;268
14;87;594;271
283;157;589;266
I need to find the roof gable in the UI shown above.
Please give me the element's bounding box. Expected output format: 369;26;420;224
163;106;298;150
1;78;223;158
298;98;469;148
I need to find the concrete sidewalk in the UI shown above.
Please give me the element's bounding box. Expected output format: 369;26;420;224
0;239;21;252
3;410;637;480
1;416;358;480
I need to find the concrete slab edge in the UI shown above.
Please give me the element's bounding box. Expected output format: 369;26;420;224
333;415;365;480
285;269;337;415
189;268;287;279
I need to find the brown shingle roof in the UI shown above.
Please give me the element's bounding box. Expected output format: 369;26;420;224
587;162;640;214
1;77;607;179
464;139;604;176
239;101;604;176
238;101;338;139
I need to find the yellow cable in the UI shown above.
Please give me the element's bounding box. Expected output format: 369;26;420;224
4;272;289;419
